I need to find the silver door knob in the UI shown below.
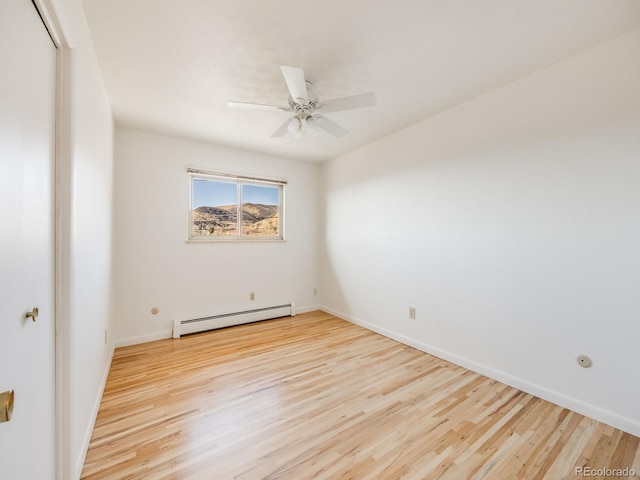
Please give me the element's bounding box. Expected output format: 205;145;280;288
26;307;39;322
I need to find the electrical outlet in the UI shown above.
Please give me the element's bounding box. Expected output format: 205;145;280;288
104;329;108;345
313;288;318;296
250;292;255;301
409;307;416;320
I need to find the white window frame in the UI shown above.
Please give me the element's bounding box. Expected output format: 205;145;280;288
188;168;286;242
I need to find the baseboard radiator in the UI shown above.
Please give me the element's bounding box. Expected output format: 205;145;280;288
172;302;295;338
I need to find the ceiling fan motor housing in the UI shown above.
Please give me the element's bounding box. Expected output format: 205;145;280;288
289;81;319;118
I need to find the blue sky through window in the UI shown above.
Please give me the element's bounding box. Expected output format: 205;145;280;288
193;179;279;208
193;179;236;208
242;184;278;206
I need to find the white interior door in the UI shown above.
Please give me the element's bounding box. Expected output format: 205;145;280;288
0;0;57;477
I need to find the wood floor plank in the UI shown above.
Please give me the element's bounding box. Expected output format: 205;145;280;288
81;311;640;479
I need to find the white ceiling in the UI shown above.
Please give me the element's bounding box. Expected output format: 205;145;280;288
82;0;640;162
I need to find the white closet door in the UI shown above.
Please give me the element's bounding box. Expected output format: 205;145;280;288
0;0;57;477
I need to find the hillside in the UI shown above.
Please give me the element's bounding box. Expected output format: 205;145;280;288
192;203;278;236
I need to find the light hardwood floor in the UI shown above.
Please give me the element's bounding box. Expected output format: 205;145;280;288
81;311;640;479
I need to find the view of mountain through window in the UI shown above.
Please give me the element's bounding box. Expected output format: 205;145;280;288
190;174;283;240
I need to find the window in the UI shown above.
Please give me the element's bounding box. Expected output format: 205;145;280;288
189;169;285;241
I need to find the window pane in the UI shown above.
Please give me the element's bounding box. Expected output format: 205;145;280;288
241;183;280;236
192;178;238;236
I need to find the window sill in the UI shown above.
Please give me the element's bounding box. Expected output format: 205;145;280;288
186;238;286;243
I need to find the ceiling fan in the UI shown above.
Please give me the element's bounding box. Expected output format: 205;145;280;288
227;66;376;139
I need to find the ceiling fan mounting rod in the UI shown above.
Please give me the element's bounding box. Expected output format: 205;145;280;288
289;82;318;113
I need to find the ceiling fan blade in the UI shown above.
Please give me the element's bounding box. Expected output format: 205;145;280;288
315;115;349;137
271;118;291;138
320;92;377;112
281;66;308;104
227;101;289;112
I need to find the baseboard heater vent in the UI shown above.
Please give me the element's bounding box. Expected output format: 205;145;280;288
173;302;295;338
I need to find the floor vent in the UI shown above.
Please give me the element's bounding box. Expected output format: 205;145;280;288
172;302;295;338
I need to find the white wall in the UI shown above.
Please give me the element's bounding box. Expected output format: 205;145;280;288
48;0;115;478
113;128;319;344
320;29;640;436
66;50;114;478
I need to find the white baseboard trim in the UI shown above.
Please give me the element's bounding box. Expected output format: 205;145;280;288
114;330;173;348
296;304;322;314
320;306;640;438
74;343;115;479
114;306;322;348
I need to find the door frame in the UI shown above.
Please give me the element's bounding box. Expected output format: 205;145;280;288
31;1;71;478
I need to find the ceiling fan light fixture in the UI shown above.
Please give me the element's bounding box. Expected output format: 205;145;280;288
305;115;320;138
287;116;301;136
